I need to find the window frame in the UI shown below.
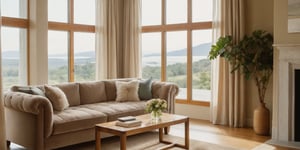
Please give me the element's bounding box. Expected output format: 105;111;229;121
48;0;95;82
141;0;211;106
2;0;30;85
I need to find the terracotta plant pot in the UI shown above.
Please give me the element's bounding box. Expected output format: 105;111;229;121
253;102;270;135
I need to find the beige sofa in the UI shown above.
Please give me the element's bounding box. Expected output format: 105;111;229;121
4;79;179;150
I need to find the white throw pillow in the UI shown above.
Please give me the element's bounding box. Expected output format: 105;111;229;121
44;85;69;111
115;80;140;102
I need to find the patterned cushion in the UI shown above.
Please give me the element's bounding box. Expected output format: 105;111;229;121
115;80;140;102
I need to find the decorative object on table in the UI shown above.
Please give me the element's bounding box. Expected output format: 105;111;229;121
209;30;273;135
145;98;167;123
115;120;142;128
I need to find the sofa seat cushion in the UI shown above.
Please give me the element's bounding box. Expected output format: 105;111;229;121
53;106;107;135
82;101;147;121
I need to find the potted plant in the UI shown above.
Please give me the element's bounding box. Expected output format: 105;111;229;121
208;30;273;135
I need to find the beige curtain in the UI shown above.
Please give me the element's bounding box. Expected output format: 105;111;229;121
96;0;123;79
96;0;141;79
123;0;141;78
210;0;246;127
0;8;6;149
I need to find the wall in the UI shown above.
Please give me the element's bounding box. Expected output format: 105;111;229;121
274;0;300;44
245;0;274;126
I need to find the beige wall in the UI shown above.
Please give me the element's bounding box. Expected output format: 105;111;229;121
274;0;300;44
245;0;274;126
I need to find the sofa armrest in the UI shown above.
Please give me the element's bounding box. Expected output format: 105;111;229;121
4;91;54;137
151;81;179;114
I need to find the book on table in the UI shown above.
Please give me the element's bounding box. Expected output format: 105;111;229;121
117;116;136;122
115;120;142;128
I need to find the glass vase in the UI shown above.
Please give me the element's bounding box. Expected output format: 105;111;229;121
151;110;162;123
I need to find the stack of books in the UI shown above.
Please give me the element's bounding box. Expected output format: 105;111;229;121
115;116;142;128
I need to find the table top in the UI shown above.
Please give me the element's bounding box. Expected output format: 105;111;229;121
95;113;188;135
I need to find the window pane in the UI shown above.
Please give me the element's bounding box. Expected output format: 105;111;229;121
48;30;69;84
142;0;161;26
166;31;187;99
192;30;212;101
74;32;95;82
74;0;95;25
166;0;187;24
141;33;161;80
2;27;27;91
1;0;27;18
48;0;68;22
192;0;213;22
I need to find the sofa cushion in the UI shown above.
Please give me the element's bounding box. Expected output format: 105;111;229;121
45;85;70;111
82;101;147;121
103;80;117;101
138;78;153;100
56;83;80;106
115;80;140;102
79;81;107;104
53;106;107;135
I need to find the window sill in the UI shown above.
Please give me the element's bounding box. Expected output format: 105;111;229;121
175;99;210;107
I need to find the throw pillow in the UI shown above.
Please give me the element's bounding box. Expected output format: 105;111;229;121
44;85;69;111
138;77;153;100
10;86;46;97
115;80;140;102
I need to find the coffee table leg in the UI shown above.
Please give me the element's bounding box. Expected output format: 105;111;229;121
185;118;190;149
120;134;127;150
159;128;163;142
95;129;101;150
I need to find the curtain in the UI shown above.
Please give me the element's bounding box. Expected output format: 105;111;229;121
0;7;6;149
96;0;141;79
210;0;246;127
122;0;141;78
96;0;123;79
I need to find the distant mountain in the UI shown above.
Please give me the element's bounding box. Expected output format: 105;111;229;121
74;51;95;58
49;51;95;58
144;43;211;57
2;51;19;58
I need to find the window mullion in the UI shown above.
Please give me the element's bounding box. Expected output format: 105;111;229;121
187;30;192;102
161;0;166;81
69;0;75;82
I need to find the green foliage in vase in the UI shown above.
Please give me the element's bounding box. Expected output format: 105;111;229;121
208;30;274;103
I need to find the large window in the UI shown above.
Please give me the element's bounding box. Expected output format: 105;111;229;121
1;0;28;91
141;0;212;106
48;0;96;84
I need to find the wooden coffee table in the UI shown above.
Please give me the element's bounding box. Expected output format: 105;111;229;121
95;113;189;150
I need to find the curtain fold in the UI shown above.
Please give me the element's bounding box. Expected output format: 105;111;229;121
210;0;246;127
96;0;122;79
0;8;6;149
122;0;141;78
96;0;141;79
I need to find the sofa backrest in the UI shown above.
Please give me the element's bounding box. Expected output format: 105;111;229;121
55;83;80;106
79;81;107;105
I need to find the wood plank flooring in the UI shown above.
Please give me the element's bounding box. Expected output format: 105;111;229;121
169;118;297;150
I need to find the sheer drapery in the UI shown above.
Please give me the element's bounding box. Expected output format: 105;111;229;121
0;6;7;149
96;0;123;79
123;0;141;78
210;0;246;127
96;0;141;79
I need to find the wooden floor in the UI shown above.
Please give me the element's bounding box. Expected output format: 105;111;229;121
9;118;298;150
169;118;298;150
